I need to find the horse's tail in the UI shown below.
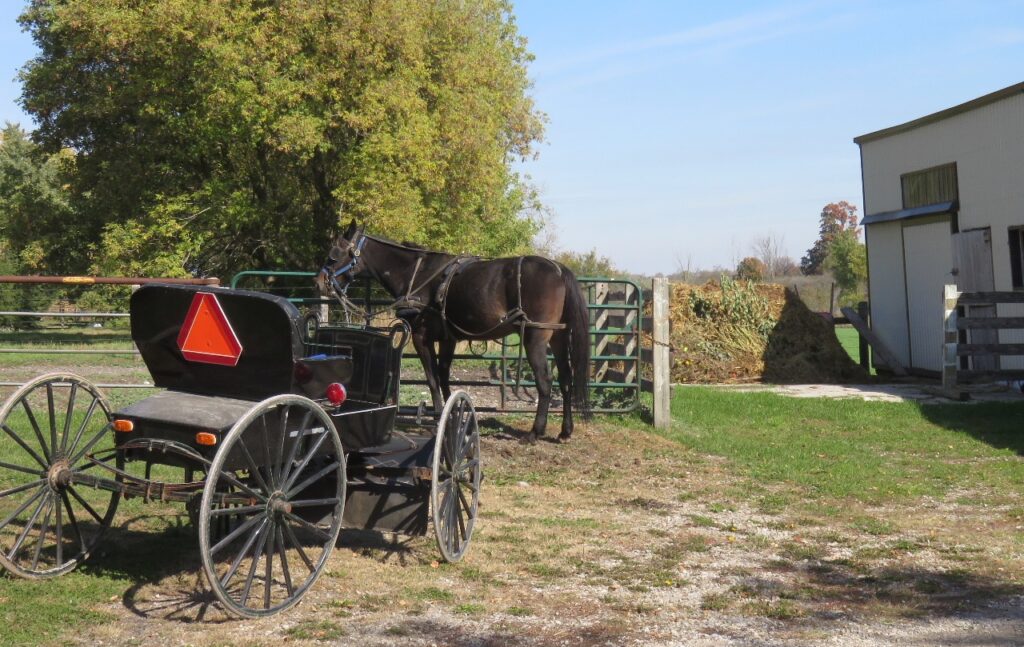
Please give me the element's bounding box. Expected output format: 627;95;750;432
560;265;592;420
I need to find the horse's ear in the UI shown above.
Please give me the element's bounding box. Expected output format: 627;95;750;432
343;219;358;240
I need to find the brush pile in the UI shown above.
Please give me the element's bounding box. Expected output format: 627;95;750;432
665;278;868;383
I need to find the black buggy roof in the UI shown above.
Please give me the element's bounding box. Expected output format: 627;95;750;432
130;284;306;400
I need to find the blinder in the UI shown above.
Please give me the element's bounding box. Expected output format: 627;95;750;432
320;228;367;298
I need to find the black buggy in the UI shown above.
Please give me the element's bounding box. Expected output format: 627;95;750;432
0;284;482;617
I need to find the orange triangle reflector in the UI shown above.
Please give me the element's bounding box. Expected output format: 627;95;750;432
177;292;243;366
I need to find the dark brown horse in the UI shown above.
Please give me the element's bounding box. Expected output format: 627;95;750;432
315;221;590;443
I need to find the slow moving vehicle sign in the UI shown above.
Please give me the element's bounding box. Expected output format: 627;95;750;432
176;292;244;366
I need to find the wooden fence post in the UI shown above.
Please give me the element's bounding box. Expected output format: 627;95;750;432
856;301;869;370
942;283;962;399
652;277;671;429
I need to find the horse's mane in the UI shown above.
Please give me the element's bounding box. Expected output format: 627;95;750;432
364;232;450;256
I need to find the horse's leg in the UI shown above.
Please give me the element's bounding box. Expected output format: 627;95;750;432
523;328;554;443
437;337;457;402
549;331;574;442
412;328;444;412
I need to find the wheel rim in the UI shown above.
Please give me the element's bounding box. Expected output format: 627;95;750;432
431;391;481;563
199;395;345;618
0;374;119;578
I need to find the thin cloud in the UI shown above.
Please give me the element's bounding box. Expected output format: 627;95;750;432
536;6;860;92
532;1;836;79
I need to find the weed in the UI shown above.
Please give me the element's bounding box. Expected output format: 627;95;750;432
700;592;732;611
285;620;346;641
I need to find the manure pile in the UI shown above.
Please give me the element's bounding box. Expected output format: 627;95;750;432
665;280;868;384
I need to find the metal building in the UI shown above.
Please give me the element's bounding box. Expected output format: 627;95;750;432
855;82;1024;374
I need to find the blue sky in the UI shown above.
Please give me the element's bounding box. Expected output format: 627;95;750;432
3;1;1024;274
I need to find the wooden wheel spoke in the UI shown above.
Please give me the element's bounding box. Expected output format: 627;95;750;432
213;470;267;504
286;461;340;498
219;518;267;590
282;511;332;543
274;406;290;487
0;486;47;534
288;497;340;509
0;460;44;477
460;433;478;459
259;415;274;489
0;478;48;500
446;487;460;553
279;409;313;487
54;492;63;567
30;495;54;571
18;399;51;464
66;397;99;460
68;425;112;467
263;519;274;609
456;484;473;525
282;428;331;493
45;384;57;460
60;492;85;552
239;525;271;608
60;383;78;456
8;493;48;561
282;520;315;574
209;513;265;557
208;504;264;517
2;423;48;470
276;524;294;596
66;486;108;526
237;441;271;495
454;490;467;543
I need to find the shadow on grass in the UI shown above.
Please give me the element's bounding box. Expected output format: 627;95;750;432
919;401;1024;456
755;557;1024;628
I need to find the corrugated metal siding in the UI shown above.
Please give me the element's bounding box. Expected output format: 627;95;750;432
902;218;954;372
865;221;910;367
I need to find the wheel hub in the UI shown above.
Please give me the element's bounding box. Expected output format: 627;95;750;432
267;492;292;516
47;460;72;491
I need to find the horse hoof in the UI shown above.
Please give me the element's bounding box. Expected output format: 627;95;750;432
557;432;572;443
520;433;537;445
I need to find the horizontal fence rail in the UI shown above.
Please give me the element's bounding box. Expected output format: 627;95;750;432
0;275;219;285
943;285;1024;394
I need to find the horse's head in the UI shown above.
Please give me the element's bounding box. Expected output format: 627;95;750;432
316;219;366;299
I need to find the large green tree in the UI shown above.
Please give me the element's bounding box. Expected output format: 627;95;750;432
18;0;544;277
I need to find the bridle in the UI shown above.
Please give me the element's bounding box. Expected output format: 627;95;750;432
319;227;367;300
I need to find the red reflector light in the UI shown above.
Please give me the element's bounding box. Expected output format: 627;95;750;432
195;432;217;446
326;383;347;406
113;419;134;433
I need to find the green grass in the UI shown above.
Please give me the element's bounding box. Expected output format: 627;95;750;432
665;387;1024;502
833;325;874;375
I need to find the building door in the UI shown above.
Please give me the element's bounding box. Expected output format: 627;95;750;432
902;218;955;372
952;228;997;370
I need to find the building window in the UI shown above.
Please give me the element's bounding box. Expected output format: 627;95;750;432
1011;227;1024;289
901;163;958;209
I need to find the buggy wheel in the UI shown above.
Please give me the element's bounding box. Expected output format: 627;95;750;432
431;391;481;563
0;373;120;579
199;395;345;618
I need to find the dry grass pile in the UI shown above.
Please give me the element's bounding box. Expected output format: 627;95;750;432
667;279;868;383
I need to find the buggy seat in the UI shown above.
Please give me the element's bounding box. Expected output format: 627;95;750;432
119;284;403;451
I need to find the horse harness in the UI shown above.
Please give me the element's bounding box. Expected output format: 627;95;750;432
324;232;566;337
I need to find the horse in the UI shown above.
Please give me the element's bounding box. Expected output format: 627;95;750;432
314;220;590;443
